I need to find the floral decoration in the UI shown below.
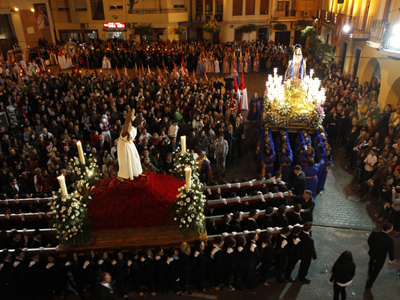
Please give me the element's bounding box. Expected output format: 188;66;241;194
276;102;292;116
172;148;206;235
49;183;93;245
49;153;101;246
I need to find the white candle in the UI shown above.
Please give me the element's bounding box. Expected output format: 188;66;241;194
57;175;68;198
76;141;85;165
181;136;186;154
184;167;191;189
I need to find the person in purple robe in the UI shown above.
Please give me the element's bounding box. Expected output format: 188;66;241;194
303;158;325;198
317;149;332;192
261;145;276;178
279;146;293;183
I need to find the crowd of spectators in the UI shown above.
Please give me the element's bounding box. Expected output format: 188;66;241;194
319;58;400;230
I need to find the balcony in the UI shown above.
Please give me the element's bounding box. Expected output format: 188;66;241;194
347;16;373;39
129;7;187;14
273;10;296;19
318;10;372;39
365;20;400;57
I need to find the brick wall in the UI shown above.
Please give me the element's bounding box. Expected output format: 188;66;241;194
20;10;52;48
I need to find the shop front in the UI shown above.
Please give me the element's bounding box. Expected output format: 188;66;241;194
103;22;128;40
59;30;98;44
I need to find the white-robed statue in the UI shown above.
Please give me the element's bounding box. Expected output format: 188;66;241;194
117;109;144;182
285;44;306;81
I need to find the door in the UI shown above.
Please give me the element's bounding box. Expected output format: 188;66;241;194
275;31;291;45
294;30;307;48
353;48;361;77
196;27;203;40
325;32;330;44
235;28;242;42
258;28;269;42
0;39;11;59
340;41;348;72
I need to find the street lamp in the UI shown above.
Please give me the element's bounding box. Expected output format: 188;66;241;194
343;24;351;33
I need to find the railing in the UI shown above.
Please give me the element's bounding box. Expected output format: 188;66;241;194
381;21;400;51
320;10;373;34
369;19;387;44
274;10;296;18
129;7;187;14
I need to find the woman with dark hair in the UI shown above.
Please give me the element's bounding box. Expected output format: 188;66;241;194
65;251;86;300
111;250;129;299
180;242;195;294
128;248;144;296
258;231;274;287
141;247;157;296
83;250;98;298
329;251;356;300
193;240;208;291
166;247;182;295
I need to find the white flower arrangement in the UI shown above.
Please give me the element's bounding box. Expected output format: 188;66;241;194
172;149;205;236
49;153;102;246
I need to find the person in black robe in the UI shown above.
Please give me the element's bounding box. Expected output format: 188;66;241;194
259;231;275;287
209;236;226;291
285;225;303;282
180;242;195;294
193;240;208;292
110;250;129;299
245;233;260;294
166;247;182;295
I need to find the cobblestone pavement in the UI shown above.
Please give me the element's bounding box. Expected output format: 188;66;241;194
313;151;376;230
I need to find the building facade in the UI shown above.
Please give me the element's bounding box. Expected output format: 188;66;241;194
0;0;56;56
49;0;189;43
191;0;318;44
318;0;400;108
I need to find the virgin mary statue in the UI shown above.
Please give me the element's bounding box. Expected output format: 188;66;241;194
117;109;144;182
285;44;306;81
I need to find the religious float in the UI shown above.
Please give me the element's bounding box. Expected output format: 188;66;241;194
263;45;326;132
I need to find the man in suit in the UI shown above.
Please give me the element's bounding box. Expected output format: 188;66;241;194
95;271;117;300
233;116;244;160
4;177;29;198
275;226;291;283
98;134;111;156
292;190;315;223
298;222;317;283
285;225;302;282
289;203;304;225
287;165;306;196
366;222;395;289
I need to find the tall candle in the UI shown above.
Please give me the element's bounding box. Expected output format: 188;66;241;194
184;167;191;189
57;175;68;198
76;141;85;165
181;136;186;154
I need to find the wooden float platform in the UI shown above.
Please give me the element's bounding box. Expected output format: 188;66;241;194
59;226;205;253
269;125;316;133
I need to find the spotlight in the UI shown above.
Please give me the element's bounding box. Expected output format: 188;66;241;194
343;24;351;33
15;7;18;11
31;8;35;12
11;7;18;12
